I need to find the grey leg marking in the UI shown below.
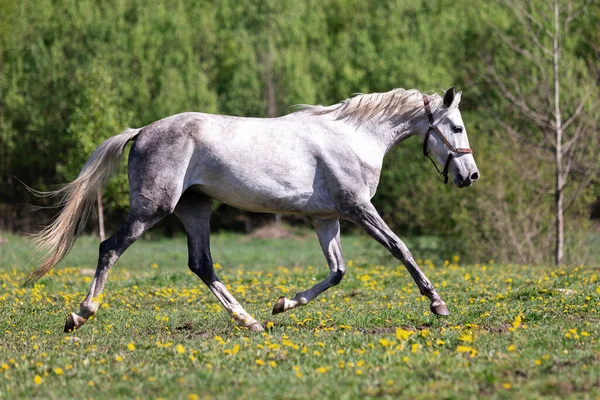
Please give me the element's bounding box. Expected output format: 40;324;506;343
344;202;449;315
272;218;346;314
175;193;263;331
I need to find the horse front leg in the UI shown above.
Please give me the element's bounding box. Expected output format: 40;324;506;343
272;217;345;314
343;202;449;316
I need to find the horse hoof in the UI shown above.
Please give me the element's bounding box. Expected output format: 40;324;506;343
247;322;265;332
272;297;286;315
430;302;450;316
64;313;86;333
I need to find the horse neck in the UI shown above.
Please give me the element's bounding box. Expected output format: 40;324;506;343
363;113;428;154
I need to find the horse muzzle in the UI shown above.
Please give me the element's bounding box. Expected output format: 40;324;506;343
456;171;480;188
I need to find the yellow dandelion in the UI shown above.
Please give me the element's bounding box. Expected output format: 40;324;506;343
176;344;185;354
507;344;515;352
34;375;42;385
396;328;415;341
269;361;276;367
509;315;522;332
459;333;473;343
127;342;135;351
255;359;265;366
54;367;64;375
503;382;511;389
456;345;471;353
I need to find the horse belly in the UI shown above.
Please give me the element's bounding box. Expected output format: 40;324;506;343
187;156;335;215
193;173;333;215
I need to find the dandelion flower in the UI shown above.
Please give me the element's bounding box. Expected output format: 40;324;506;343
396;328;415;341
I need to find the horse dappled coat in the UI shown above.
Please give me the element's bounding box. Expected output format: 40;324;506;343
27;87;479;332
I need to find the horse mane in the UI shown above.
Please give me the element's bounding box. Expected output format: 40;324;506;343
301;88;452;127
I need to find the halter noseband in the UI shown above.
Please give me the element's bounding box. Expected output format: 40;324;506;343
422;95;472;184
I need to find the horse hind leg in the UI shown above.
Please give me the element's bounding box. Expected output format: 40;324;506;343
64;193;179;332
273;217;346;314
174;192;263;332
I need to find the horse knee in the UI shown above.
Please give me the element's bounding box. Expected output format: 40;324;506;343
330;269;346;286
98;238;120;266
189;258;216;284
99;236;115;255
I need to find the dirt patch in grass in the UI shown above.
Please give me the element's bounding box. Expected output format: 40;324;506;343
243;224;311;241
482;323;511;333
175;322;194;331
357;325;431;335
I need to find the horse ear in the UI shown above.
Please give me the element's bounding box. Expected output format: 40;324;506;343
443;87;455;108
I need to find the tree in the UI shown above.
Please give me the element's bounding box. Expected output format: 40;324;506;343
483;0;599;265
60;62;131;240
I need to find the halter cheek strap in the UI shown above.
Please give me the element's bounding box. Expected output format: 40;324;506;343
422;95;472;184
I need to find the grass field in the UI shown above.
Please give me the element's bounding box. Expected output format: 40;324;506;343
0;231;599;399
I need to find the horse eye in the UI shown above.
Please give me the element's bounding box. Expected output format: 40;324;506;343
453;126;463;133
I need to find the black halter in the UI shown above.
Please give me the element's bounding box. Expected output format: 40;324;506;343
422;95;472;184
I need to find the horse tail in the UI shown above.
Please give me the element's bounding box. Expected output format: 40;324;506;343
23;128;141;284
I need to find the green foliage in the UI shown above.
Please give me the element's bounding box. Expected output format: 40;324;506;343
61;62;132;211
0;0;597;263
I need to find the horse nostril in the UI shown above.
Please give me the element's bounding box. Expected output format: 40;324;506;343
471;172;479;181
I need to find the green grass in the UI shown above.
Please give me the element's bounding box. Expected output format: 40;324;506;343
0;232;599;399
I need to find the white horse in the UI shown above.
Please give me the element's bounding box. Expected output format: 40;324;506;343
28;87;479;332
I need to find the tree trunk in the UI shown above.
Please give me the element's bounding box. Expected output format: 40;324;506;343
553;0;564;265
261;44;281;226
97;191;105;241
